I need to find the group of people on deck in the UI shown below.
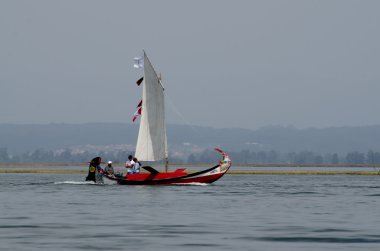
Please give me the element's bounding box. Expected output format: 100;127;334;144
103;155;141;176
124;155;141;174
85;155;141;182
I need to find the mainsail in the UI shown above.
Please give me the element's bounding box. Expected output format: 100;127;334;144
135;52;168;162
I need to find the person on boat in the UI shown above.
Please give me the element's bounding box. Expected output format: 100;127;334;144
125;155;135;174
104;160;114;175
132;157;141;174
86;156;103;183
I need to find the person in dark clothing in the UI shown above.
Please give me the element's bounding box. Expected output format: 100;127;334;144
86;156;102;182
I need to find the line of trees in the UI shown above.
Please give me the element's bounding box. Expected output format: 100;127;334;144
0;148;134;164
1;147;380;165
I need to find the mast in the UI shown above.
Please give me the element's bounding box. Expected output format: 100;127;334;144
165;157;169;172
159;72;169;173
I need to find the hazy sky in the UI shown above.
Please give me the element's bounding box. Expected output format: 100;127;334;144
1;0;379;129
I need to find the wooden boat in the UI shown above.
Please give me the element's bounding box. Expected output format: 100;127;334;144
95;51;231;185
100;148;231;185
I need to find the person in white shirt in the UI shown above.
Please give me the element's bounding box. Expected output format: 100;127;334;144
125;155;135;174
132;157;141;174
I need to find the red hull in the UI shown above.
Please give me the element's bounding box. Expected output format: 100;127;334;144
115;170;227;185
101;148;231;185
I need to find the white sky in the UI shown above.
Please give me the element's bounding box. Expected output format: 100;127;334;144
1;0;379;129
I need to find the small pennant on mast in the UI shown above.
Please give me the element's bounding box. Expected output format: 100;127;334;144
132;107;142;122
136;77;143;86
132;55;143;122
133;57;144;68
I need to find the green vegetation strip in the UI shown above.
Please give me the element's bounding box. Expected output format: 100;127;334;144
0;170;379;175
228;170;379;175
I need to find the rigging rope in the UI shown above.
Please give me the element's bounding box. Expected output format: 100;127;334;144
166;93;200;134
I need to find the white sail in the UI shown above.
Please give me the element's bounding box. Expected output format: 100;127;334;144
135;52;168;161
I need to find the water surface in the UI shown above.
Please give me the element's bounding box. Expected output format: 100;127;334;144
1;174;380;250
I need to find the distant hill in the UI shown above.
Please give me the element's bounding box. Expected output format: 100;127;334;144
1;123;380;155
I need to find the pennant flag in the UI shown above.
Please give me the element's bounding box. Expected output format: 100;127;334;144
136;100;142;108
136;77;143;86
133;57;144;68
132;107;142;122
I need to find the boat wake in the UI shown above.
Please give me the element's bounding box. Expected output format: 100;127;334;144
54;180;210;186
54;181;97;185
54;180;118;185
172;182;210;186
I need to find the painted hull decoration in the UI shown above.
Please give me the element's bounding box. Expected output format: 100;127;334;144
89;51;231;185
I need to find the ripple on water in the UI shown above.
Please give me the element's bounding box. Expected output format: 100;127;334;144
253;236;380;243
1;173;380;251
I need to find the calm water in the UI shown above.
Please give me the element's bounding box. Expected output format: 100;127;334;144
4;165;379;173
1;173;380;251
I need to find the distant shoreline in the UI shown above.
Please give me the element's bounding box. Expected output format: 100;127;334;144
2;163;380;175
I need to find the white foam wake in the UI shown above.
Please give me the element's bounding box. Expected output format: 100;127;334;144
172;182;209;186
54;181;96;185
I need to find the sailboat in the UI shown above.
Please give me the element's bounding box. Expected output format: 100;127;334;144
99;51;231;185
